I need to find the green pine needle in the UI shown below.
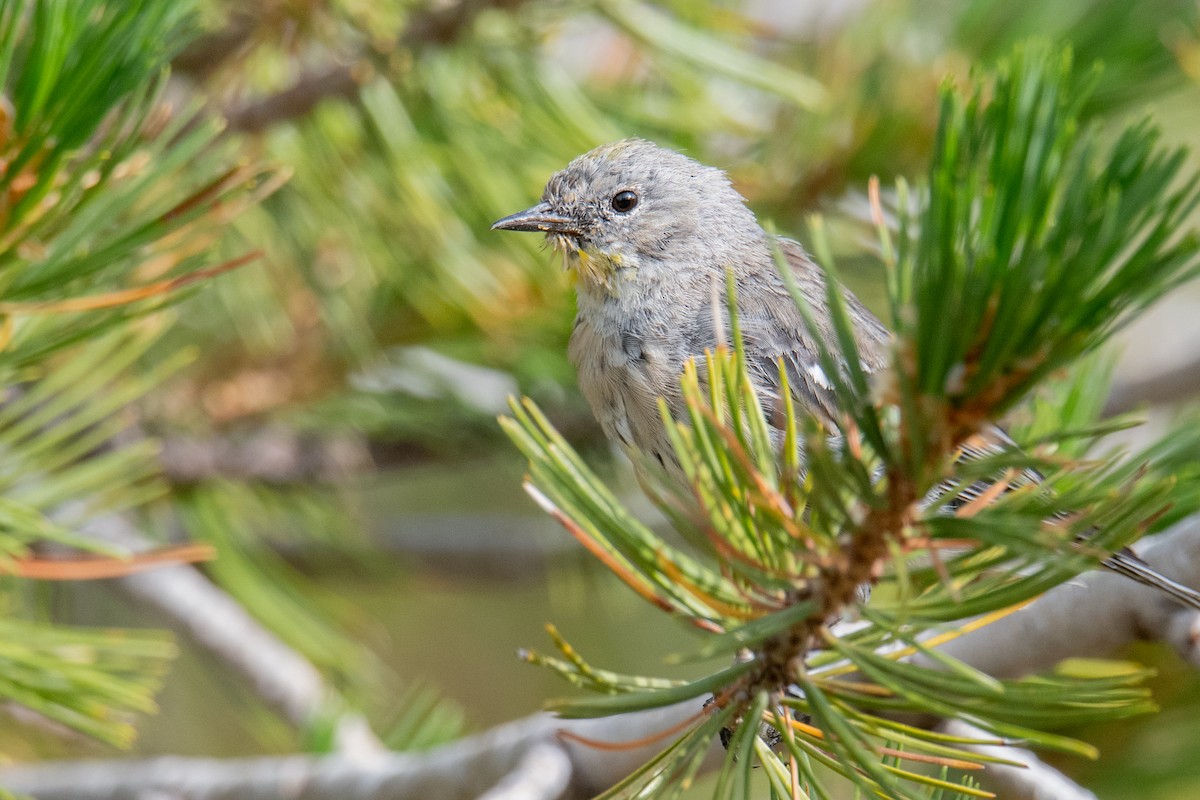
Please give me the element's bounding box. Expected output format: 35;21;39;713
503;40;1200;800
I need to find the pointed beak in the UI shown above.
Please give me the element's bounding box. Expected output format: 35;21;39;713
491;202;580;234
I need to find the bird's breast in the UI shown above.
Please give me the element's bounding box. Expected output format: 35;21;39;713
569;307;683;468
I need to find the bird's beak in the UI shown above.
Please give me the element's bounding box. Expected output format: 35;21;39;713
491;203;580;234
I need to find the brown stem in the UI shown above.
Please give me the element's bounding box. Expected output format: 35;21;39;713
215;0;533;134
225;64;368;134
173;13;258;79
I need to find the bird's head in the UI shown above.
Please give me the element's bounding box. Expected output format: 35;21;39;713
492;139;764;295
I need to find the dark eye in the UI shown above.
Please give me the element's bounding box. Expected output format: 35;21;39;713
611;190;638;213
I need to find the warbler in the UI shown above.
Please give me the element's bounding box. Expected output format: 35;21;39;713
493;137;1200;609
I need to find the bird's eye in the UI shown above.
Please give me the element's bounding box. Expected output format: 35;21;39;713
611;190;638;213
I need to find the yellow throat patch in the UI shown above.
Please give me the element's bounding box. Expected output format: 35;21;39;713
565;247;623;294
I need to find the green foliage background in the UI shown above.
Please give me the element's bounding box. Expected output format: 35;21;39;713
5;1;1200;798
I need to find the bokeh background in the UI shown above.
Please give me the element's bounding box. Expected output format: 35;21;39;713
7;1;1200;797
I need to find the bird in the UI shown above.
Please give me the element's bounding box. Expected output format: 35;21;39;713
492;137;1200;610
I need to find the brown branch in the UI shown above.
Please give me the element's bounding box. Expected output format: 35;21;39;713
172;13;258;79
219;0;531;134
224;63;370;134
398;0;528;47
152;401;601;485
157;426;373;483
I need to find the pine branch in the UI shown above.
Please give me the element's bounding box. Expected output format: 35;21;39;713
501;41;1200;799
0;0;281;749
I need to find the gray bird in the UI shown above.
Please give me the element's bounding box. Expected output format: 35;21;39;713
493;137;1200;609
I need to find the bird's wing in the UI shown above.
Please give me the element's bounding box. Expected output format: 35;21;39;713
727;240;1041;505
705;239;1200;608
732;237;890;429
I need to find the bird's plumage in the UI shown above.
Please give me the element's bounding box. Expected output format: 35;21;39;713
494;137;1200;609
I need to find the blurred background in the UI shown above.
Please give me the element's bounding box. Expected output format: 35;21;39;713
7;1;1200;797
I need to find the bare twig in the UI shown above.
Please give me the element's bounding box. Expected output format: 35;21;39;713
939;720;1099;800
922;517;1200;674
84;515;383;755
0;703;712;800
477;742;573;800
157;427;372;483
